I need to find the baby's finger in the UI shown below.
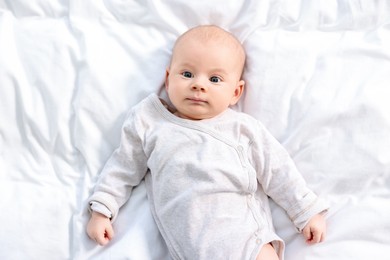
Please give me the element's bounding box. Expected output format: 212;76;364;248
95;234;109;246
303;227;312;241
311;229;322;243
319;229;326;243
105;225;115;241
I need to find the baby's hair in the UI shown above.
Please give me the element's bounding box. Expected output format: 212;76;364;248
171;25;246;74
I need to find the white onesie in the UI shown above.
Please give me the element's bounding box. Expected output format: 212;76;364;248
89;93;327;260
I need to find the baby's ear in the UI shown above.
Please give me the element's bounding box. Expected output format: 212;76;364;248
230;80;245;105
165;68;170;90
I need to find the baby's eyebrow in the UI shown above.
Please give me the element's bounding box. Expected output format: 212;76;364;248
177;62;195;69
209;68;228;76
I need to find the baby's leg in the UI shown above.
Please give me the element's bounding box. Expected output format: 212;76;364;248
256;243;279;260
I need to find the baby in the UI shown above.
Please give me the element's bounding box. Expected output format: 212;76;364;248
87;25;327;260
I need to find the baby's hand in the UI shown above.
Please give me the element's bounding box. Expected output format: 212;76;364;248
87;211;114;246
302;213;326;244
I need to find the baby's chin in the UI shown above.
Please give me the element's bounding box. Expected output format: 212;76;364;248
174;111;214;121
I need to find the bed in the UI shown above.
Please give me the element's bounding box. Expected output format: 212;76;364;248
1;0;390;259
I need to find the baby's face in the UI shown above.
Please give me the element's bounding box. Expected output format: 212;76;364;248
165;37;245;120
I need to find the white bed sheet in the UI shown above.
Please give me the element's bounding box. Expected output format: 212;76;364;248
1;1;390;259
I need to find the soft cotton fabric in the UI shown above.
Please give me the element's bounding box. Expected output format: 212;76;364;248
89;94;327;260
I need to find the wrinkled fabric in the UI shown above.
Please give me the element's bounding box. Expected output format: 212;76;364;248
1;1;390;259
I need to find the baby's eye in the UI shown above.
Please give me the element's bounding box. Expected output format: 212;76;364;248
209;76;221;83
182;71;193;78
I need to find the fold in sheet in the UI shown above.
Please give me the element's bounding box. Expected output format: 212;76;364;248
1;1;390;259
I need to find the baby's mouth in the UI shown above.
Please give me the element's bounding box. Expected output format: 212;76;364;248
187;97;207;103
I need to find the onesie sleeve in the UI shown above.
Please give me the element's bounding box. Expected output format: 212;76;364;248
88;108;148;222
250;122;328;232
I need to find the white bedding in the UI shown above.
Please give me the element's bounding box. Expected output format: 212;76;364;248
1;1;390;259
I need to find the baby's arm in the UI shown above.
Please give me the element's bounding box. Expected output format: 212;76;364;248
302;213;326;244
87;211;114;246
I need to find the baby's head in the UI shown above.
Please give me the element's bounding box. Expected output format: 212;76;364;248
165;25;246;120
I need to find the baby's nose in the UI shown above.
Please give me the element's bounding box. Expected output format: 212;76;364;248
192;85;206;91
191;79;208;92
